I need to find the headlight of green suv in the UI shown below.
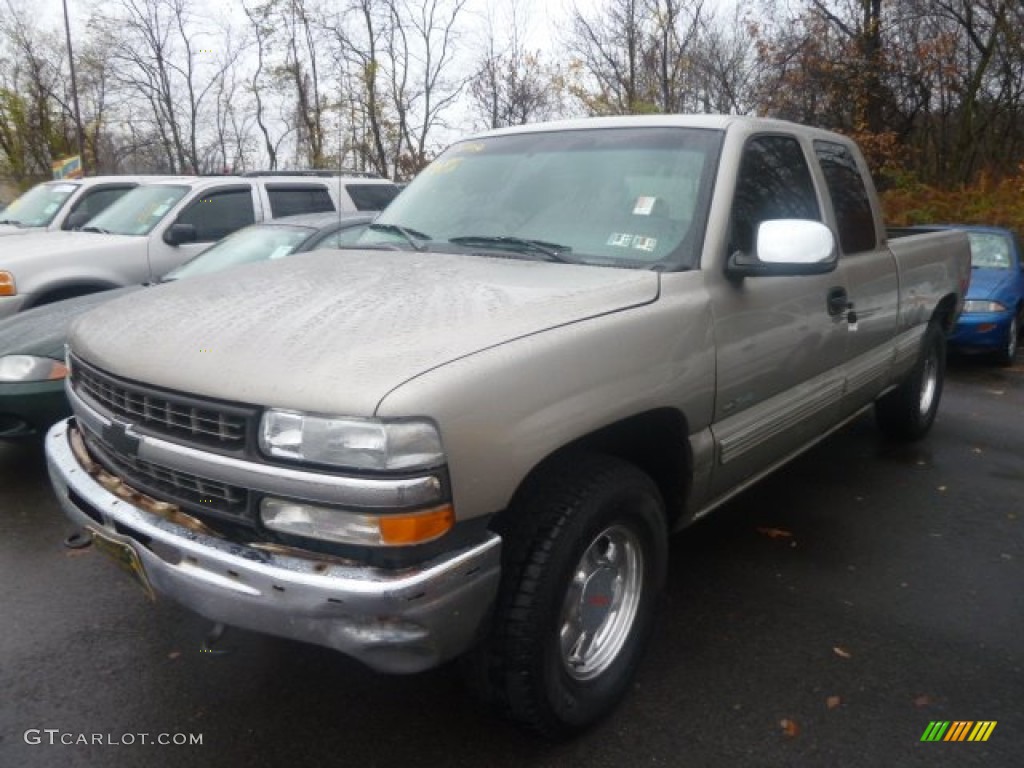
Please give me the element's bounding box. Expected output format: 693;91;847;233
0;355;69;382
962;300;1007;313
259;409;445;471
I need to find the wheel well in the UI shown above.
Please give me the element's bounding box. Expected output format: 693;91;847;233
27;284;112;308
514;409;692;530
933;293;960;333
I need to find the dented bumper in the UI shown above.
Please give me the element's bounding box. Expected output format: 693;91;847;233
45;418;501;673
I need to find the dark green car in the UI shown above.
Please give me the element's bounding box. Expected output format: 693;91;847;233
0;211;374;439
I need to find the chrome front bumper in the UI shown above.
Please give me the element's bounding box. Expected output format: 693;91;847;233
45;418;502;673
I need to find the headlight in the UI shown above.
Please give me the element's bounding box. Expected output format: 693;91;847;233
963;300;1007;313
0;271;15;296
259;409;444;471
0;355;69;382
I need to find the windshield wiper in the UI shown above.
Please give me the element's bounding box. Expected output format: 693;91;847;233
448;235;574;263
81;225;111;234
368;222;430;252
0;219;23;227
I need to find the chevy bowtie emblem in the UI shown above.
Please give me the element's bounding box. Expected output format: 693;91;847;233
102;419;141;457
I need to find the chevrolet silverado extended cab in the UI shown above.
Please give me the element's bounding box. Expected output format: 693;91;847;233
46;116;970;736
0;174;398;317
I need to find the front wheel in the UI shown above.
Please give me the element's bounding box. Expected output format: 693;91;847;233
466;454;668;738
875;321;946;441
995;312;1019;366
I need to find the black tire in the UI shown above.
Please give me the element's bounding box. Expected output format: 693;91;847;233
995;311;1019;366
875;321;946;441
465;454;668;738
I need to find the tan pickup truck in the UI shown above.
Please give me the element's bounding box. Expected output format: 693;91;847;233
46;115;970;736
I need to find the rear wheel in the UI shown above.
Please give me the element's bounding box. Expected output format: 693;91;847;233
875;321;945;441
466;454;667;738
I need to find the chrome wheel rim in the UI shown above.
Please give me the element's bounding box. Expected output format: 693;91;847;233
558;524;643;681
918;346;938;417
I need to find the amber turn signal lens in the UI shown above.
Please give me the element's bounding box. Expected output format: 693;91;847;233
379;505;455;545
0;271;16;296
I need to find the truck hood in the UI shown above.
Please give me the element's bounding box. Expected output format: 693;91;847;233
0;286;141;359
965;268;1016;302
70;250;659;415
1;231;142;269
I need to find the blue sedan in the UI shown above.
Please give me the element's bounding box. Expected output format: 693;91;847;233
946;226;1024;365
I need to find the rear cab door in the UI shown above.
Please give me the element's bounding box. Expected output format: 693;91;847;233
811;139;899;411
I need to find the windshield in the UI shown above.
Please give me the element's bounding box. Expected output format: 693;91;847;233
0;182;79;227
967;232;1012;269
361;126;722;269
163;223;315;280
85;185;190;236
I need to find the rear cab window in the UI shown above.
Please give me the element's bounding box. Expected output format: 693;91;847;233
813;140;877;254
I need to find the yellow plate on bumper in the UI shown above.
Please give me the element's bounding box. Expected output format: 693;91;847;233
88;526;156;602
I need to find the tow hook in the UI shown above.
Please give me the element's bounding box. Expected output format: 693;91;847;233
201;622;230;655
64;529;92;550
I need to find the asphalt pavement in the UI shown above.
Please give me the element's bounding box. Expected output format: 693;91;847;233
0;356;1020;767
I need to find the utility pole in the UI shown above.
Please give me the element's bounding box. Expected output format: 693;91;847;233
62;0;87;175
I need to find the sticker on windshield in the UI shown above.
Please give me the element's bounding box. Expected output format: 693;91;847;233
52;184;77;194
607;233;634;248
424;157;463;175
269;246;294;260
44;203;60;215
151;203;171;217
632;236;658;252
633;196;657;216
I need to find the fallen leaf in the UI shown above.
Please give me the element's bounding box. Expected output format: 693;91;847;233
780;718;800;738
833;646;852;659
168;651;182;660
913;695;932;708
937;486;947;492
826;696;841;710
757;527;793;539
971;447;983;454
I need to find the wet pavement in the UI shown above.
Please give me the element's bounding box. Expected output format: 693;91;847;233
1;356;1021;767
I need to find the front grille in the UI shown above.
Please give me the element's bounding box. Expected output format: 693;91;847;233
71;356;252;450
82;428;251;522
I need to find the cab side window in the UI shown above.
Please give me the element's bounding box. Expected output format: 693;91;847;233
267;185;335;217
813;141;877;254
730;135;820;255
62;185;136;229
178;188;256;242
345;183;400;211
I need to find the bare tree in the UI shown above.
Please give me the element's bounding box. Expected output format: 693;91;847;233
565;0;709;115
468;0;563;129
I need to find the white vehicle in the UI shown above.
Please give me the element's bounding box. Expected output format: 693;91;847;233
0;174;399;317
0;176;169;238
